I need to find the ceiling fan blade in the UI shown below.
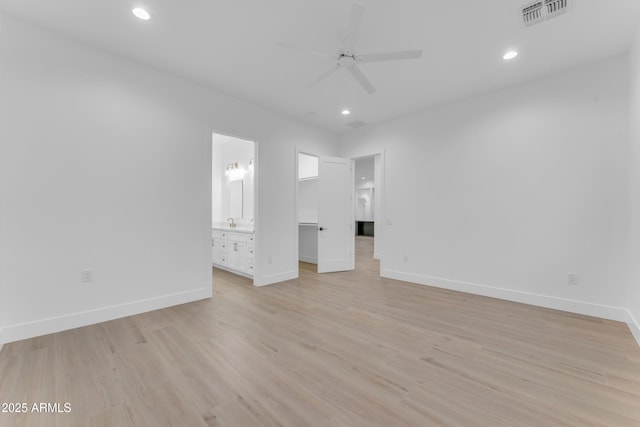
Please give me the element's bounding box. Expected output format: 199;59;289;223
343;3;365;52
356;49;423;63
307;65;341;88
346;64;376;94
276;41;333;58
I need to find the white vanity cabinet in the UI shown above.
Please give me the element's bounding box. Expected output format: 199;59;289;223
212;230;227;265
226;232;247;272
247;233;255;274
212;228;254;278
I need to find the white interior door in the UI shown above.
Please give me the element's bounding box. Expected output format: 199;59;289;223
317;155;353;273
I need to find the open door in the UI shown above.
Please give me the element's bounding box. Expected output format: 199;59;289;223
317;155;353;273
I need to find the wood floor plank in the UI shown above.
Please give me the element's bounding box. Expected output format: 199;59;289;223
1;236;640;426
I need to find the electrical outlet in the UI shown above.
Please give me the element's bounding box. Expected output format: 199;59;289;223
81;270;92;284
403;254;409;263
568;272;578;286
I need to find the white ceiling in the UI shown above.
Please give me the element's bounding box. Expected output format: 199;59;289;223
1;0;639;133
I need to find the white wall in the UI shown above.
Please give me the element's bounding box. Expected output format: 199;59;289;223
298;179;319;224
340;56;630;321
298;153;319;180
298;225;318;264
628;30;640;343
0;12;337;346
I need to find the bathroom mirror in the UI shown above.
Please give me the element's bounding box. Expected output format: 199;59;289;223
230;180;243;218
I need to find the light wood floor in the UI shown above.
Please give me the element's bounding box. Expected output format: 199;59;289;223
2;236;640;426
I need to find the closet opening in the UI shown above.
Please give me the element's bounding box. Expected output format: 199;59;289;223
297;152;319;272
295;150;353;275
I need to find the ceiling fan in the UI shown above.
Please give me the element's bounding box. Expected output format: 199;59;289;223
277;3;422;95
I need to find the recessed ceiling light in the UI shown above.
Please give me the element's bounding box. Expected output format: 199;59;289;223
503;50;518;60
132;7;150;20
361;176;366;180
341;109;351;116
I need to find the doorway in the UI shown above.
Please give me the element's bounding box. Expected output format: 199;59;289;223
212;133;256;284
295;150;354;274
353;154;382;271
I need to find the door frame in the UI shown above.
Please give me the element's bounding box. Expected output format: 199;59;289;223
294;149;355;274
211;131;259;286
294;148;317;277
351;151;385;265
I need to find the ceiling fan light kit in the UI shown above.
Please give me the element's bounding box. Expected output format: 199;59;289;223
278;3;422;95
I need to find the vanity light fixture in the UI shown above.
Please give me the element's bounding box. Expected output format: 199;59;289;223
225;162;246;181
132;7;150;20
503;50;518;60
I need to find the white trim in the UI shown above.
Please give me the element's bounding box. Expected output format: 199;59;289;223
1;287;211;345
382;268;628;322
213;264;253;279
252;140;260;287
0;328;5;354
254;270;297;287
627;309;640;347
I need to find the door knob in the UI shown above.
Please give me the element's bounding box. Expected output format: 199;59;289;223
319;227;327;231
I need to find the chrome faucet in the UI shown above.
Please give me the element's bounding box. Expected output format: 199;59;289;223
227;217;236;228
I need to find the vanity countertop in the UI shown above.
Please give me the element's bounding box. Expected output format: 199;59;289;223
212;225;254;234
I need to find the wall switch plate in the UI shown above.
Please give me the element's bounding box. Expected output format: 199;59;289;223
81;270;92;283
268;256;273;265
403;254;409;263
568;272;578;286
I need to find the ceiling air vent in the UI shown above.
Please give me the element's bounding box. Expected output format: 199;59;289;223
520;0;571;27
521;2;544;27
545;0;570;19
346;120;368;129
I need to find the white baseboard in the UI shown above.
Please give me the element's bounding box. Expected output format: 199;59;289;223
627;310;640;347
1;287;212;345
0;328;5;354
382;269;629;322
254;270;297;287
213;264;253;279
299;255;318;264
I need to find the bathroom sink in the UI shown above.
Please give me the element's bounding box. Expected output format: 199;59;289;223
212;224;254;232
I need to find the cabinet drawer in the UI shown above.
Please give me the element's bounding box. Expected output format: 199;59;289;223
227;232;247;243
247;245;255;257
212;238;227;250
212;230;227;240
247;234;255;244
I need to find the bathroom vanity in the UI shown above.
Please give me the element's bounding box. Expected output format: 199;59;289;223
212;226;255;278
212;133;256;280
